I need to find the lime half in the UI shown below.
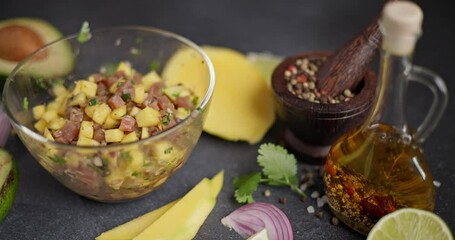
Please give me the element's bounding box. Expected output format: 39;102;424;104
0;148;18;222
247;228;269;240
367;208;454;240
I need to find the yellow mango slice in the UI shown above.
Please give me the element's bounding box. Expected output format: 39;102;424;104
133;170;224;240
163;46;275;144
95;200;178;240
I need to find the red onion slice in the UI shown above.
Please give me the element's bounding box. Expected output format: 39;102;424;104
221;202;293;240
0;102;11;147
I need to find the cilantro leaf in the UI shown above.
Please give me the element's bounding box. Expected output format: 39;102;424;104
257;143;297;185
233;172;261;204
232;143;306;204
77;21;91;43
23;97;29;110
49;155;66;165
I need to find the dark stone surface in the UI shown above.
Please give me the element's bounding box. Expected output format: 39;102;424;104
0;0;454;239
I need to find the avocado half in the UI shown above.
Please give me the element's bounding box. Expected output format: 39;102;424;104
0;18;74;89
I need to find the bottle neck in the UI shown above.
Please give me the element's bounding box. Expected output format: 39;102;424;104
368;49;413;133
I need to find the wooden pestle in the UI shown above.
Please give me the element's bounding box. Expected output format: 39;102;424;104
316;1;393;98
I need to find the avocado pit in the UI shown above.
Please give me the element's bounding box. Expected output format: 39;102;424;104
0;25;47;62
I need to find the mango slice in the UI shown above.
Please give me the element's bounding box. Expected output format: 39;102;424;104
95;200;178;240
96;171;223;240
133;170;224;240
163;46;276;144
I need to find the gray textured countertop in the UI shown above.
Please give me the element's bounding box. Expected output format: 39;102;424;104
0;0;454;239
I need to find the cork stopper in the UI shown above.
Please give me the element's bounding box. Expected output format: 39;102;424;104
380;1;423;55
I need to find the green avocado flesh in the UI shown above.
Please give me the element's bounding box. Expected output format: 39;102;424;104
0;148;18;222
0;18;74;89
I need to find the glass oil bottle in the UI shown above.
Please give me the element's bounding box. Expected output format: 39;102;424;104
323;1;448;235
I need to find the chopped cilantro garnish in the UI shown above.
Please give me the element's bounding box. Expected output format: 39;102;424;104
119;151;132;161
50;155;66;165
233;143;306;204
150;60;160;71
172;92;180;99
77;21;91;43
192;96;199;106
88;98;97;106
88;164;103;174
121;93;131;101
132;172;141;177
23;97;29;110
135;37;143;44
196;106;202;112
163;112;171;125
101;62;119;76
53;78;65;86
164;146;173;154
34;77;47;89
117;81;124;87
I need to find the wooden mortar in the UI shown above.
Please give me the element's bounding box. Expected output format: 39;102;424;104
271;51;377;164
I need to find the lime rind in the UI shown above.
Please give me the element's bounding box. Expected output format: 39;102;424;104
367;208;454;240
0;148;18;223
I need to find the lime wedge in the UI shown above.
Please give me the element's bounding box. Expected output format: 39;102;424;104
367;208;454;240
247;228;269;240
0;148;18;222
246;52;283;87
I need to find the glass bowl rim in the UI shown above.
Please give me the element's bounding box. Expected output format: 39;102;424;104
2;25;216;151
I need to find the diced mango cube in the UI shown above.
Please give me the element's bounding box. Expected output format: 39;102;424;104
105;129;124;142
88;75;96;83
129;151;144;170
43;128;54;141
111;105;127;120
104;168;125;190
48;118;66;130
84;105;97;118
77;136;100;146
34;119;48;133
57;97;68;116
121;132;138;143
133;84;145;103
69;92;87;106
79;121;94;138
176;108;191;120
46;101;60;112
151;141;175;163
142;71;161;90
52;85;69;97
103;115;119;129
32;105;46;120
117;61;133;76
41;110;58;123
163;85;190;102
135;107;160;127
141;127;150;139
93;103;112;125
71;81;83;95
129;106;141;116
109;79;125;93
80;80;98;98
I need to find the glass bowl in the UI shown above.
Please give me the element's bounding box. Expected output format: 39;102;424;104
2;26;215;202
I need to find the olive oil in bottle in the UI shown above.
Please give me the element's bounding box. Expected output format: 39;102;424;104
323;1;448;235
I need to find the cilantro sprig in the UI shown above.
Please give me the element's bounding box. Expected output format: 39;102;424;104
77;21;92;43
233;143;306;204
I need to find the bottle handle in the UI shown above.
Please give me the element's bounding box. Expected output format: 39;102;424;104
407;65;448;143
